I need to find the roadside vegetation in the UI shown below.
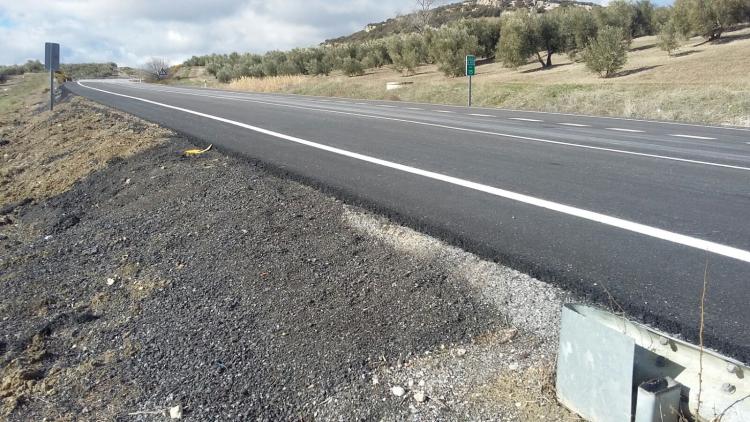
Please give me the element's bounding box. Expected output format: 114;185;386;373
173;1;750;126
183;0;750;82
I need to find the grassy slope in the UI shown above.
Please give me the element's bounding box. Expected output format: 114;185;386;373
0;73;48;115
174;28;750;126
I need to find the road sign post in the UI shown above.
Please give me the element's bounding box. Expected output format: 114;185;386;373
465;55;476;107
45;42;60;111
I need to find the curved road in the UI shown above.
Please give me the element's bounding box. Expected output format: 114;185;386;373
67;80;750;361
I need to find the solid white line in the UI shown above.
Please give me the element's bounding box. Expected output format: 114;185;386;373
436;110;454;113
509;118;543;122
76;81;750;264
129;81;750;133
406;107;423;110
559;123;590;127
607;128;644;133
670;134;717;140
111;82;750;172
469;113;495;117
377;104;397;108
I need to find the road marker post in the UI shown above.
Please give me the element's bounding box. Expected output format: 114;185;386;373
44;42;60;111
465;55;475;107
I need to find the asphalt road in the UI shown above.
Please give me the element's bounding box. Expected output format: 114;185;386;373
67;80;750;361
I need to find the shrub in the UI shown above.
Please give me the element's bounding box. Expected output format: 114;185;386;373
582;26;628;78
386;35;421;75
341;57;365;76
658;20;681;56
216;68;232;83
673;0;749;40
429;26;479;77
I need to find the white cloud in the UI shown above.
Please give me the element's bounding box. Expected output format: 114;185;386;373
0;0;418;67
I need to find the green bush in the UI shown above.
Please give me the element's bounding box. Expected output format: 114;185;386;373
216;68;232;83
341;57;365;76
582;26;628;78
386;35;422;75
429;26;479;77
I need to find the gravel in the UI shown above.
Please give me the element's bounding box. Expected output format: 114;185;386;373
0;137;506;420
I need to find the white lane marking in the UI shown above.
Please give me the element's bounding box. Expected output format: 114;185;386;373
124;80;750;133
377;104;397;108
559;123;590;127
75;81;750;264
406;107;423;110
436;110;454;113
355;103;367;105
509;118;543;122
670;134;717;140
469;113;494;117
108;82;750;172
607;128;644;133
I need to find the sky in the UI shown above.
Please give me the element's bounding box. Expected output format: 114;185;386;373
0;0;671;68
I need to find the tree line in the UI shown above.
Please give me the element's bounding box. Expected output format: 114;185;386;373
184;0;750;82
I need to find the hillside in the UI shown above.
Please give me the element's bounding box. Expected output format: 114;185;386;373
325;0;597;45
172;26;750;127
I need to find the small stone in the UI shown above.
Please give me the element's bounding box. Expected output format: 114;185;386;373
169;405;182;419
418;380;425;387
124;178;131;185
407;379;414;388
372;376;379;385
508;362;519;371
106;278;115;286
391;386;406;397
413;391;427;403
456;348;467;357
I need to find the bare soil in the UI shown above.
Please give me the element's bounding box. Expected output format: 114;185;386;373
0;87;577;420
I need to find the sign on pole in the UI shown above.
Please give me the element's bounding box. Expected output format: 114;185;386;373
465;55;476;107
158;68;168;79
45;42;60;111
465;55;476;77
45;42;60;71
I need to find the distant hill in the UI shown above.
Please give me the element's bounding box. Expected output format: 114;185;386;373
325;0;597;45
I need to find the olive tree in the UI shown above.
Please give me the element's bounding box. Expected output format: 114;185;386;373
582;26;628;78
658;19;681;56
496;11;564;70
673;0;750;41
429;26;479;77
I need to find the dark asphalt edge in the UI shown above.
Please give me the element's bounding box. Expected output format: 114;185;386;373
62;86;749;363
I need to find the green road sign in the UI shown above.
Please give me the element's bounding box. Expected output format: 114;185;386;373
465;55;476;76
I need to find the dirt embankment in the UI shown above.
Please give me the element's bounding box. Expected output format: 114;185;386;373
0;87;576;420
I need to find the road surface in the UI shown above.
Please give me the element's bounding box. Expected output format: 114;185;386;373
67;80;750;361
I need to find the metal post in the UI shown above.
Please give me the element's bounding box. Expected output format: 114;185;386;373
49;70;54;111
468;75;472;107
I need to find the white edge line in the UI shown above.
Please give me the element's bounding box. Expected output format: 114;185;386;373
509;118;543;122
607;128;644;133
670;134;717;140
76;80;750;264
104;81;750;173
135;81;750;133
559;123;590;127
469;113;494;117
435;110;454;113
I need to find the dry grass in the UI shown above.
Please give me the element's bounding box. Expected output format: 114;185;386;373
173;27;750;126
228;75;309;92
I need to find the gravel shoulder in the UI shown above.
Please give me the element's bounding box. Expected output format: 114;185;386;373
0;89;578;420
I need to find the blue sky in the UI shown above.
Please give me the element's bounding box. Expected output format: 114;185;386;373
0;1;673;67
